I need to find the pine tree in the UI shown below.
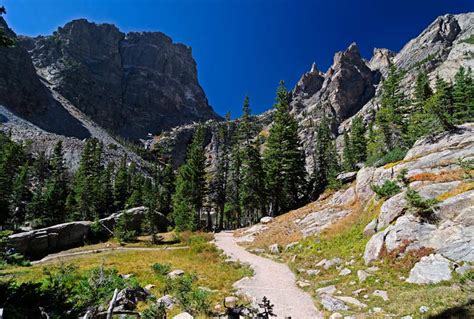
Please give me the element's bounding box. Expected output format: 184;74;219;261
350;116;367;164
0;7;15;48
263;81;306;215
425;76;455;131
155;162;175;216
42;141;69;225
376;65;406;150
342;131;354;171
114;156;130;211
9;162;31;229
96;162;115;218
171;126;206;230
453;66;473;123
413;71;433;110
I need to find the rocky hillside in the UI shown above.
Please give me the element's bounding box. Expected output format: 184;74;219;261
154;13;473;170
235;123;474;317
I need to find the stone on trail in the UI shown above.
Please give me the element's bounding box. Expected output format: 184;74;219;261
407;254;452;284
297;280;311;288
268;243;280;254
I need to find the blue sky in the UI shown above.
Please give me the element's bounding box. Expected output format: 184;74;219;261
3;0;473;118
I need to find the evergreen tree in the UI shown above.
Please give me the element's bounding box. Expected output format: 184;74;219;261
413;71;433;110
453;66;473;123
171;126;206;230
96;162;115;217
9;163;31;229
350;116;367;164
425;76;455;131
113;156;130;211
342;131;354;171
376;65;406;150
42;141;69;225
155;162;175;216
263;81;306;215
0;7;15;48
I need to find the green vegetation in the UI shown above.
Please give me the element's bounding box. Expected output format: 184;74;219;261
460;34;474;45
405;189;440;221
371;180;401;199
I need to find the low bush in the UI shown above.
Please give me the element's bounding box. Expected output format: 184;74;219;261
366;147;407;167
406;189;439;221
371;180;401;199
151;262;171;276
114;211;138;244
163;273;211;315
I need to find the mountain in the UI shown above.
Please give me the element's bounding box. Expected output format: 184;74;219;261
152;12;474;170
0;18;220;169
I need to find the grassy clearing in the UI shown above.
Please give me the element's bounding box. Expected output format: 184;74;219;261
0;232;252;317
281;197;473;318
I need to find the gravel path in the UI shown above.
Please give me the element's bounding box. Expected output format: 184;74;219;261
214;231;322;318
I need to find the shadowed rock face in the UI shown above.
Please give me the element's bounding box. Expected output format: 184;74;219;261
20;19;220;140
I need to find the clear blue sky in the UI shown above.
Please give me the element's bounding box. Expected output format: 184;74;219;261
3;0;473;118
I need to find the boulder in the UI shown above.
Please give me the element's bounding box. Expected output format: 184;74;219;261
339;268;351;276
363;219;378;237
268;244;280;254
168;270;185;278
320;294;349;311
372;290;389;301
377;192;407;229
363;231;386;264
115;287;150;310
407;254;453;284
357;270;370;282
260;216;274;224
336;171;358;184
173;312;193;319
316;285;337;295
157;295;176;309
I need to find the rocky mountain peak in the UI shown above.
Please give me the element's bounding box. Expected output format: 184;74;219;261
368;48;395;74
15;19;220;140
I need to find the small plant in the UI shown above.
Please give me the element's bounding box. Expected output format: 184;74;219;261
371;180;401;199
406;189;439;221
152;262;171;276
163;273;211;315
257;296;276;318
457;157;474;179
141;301;167;319
396;168;409;186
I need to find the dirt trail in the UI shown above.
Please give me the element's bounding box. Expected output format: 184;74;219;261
214;231;322;318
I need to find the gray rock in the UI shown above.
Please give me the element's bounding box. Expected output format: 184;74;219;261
306;269;321;276
335;296;367;308
339;268;352;276
268;244;280;254
357;270;370;282
366;266;379;273
352;288;365;296
336;171;358;184
363;219;378;237
377;192;407;229
322;257;343;270
320;294;349;311
224;296;238;308
419;306;429;313
363;230;386;264
401;316;413;319
297;280;311;288
260;216;274;224
455;263;473;276
116;287;150;309
329;313;343;319
173;312;194;319
285;242;298;251
157;295;176;309
407;254;453;284
168;270;185;278
372;290;389;301
316;285;337;295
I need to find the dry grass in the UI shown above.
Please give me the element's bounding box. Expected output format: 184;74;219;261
408;169;466;183
0;233;252;309
437;182;474;201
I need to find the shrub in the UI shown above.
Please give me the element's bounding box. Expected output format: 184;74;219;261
0;230;30;268
151;262;171;276
396;168;409;186
371;180;401;199
142;301;166;319
406;189;439;221
457;157;474;179
163;273;211;315
366;147;407;167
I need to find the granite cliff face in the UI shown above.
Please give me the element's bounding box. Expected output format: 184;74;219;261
20;19;219;140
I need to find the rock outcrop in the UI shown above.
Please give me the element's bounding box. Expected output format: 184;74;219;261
7;207;168;259
19;19;220;141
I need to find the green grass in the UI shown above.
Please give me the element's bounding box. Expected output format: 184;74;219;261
282;197;473;318
0;232;252;317
461;35;474;45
